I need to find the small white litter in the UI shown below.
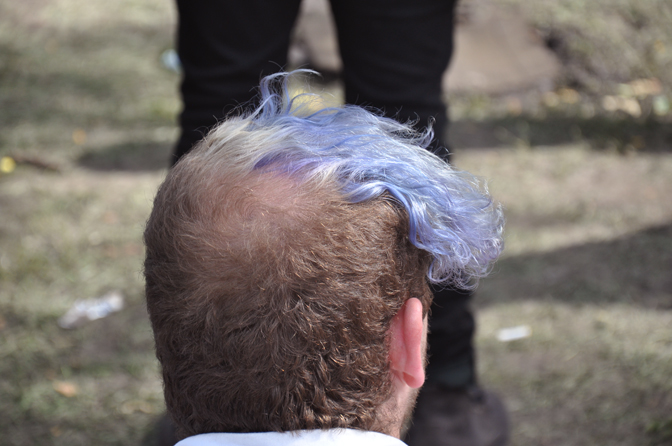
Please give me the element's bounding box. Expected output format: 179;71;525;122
161;49;181;73
496;325;531;342
58;291;125;329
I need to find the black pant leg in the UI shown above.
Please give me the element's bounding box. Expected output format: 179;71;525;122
427;285;476;387
331;0;474;387
329;0;457;161
173;0;302;165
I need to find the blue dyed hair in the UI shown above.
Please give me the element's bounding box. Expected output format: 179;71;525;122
198;71;504;288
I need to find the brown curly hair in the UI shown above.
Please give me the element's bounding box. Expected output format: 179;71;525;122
144;144;432;439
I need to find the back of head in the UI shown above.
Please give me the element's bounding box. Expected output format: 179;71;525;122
144;72;503;439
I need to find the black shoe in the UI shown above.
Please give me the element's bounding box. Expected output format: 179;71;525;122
405;384;509;446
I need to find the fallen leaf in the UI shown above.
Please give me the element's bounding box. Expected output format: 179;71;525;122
558;88;580;104
0;156;16;174
53;381;78;397
72;129;87;146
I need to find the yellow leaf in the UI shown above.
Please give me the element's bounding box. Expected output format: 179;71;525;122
0;156;16;174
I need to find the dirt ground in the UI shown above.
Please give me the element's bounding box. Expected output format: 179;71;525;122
1;0;672;445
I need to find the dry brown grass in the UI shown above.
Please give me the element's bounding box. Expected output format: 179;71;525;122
1;0;671;445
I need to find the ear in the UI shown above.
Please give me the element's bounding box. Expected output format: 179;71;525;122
388;297;426;389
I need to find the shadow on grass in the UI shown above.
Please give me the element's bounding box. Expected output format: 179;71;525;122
78;141;172;171
451;114;672;153
76;112;672;172
478;223;672;310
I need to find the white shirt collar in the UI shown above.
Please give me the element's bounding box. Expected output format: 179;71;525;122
176;428;406;446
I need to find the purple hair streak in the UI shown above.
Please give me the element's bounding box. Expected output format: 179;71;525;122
199;71;504;288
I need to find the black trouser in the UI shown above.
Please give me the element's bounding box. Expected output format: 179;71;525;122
173;0;474;388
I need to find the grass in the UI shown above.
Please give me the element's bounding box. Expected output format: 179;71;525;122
0;170;166;445
1;0;671;445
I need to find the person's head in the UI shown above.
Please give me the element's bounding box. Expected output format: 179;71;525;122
144;72;503;440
